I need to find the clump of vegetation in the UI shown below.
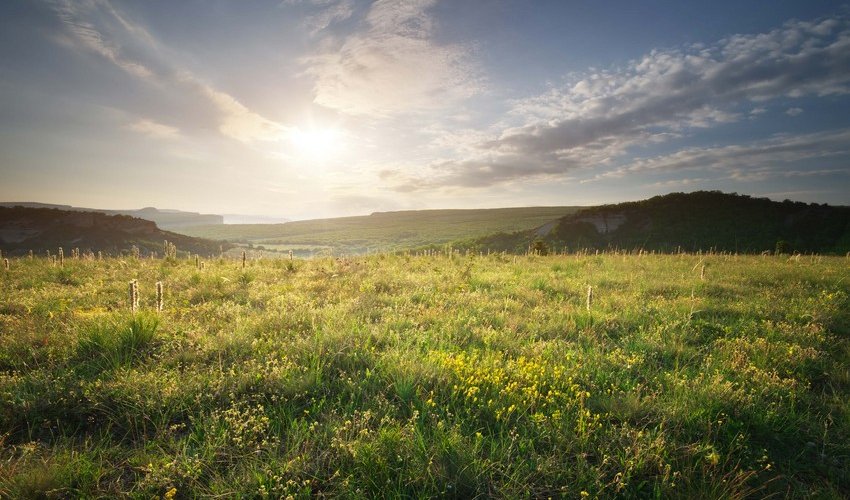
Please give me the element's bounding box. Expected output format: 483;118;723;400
0;252;847;497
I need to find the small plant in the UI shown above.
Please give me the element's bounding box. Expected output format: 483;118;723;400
3;258;8;271
163;240;177;259
242;250;247;269
75;314;159;374
531;239;550;256
586;284;593;311
58;247;64;266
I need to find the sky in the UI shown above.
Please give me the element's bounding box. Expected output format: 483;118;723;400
1;0;849;220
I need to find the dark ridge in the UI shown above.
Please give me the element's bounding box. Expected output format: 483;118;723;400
0;202;223;229
0;206;230;257
461;192;850;254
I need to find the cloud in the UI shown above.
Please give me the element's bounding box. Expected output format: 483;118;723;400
495;16;850;156
382;155;579;192
194;83;288;143
126;119;180;140
52;0;154;79
50;0;288;145
591;129;850;182
749;107;767;118
390;14;850;190
785;107;804;116
386;127;850;192
281;0;355;34
303;0;481;116
310;0;355;34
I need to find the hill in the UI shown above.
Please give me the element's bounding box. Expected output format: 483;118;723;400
0;206;229;257
0;202;223;230
464;192;850;254
175;206;582;256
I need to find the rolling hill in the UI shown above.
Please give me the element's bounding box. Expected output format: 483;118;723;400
464;192;850;254
0;202;223;230
0;206;229;257
175;206;582;256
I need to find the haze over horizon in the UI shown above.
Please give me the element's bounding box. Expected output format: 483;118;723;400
2;1;849;220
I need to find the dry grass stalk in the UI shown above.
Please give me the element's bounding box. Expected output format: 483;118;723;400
155;281;163;312
129;280;138;313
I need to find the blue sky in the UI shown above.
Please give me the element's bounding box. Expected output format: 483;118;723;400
1;0;849;219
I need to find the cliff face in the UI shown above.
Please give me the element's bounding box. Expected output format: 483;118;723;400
0;206;227;256
129;208;223;228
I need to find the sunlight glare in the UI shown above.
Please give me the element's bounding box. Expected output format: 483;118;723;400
289;127;343;162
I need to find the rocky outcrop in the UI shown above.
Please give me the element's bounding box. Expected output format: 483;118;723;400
575;213;627;234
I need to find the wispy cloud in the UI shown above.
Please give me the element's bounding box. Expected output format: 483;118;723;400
494;16;849;157
303;0;481;116
194;83;288;143
126;119;180;140
591;129;850;182
388;15;850;190
52;0;154;79
50;0;288;145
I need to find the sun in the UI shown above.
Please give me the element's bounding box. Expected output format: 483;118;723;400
289;126;343;162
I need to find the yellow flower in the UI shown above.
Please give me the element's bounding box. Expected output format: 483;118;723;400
164;487;177;500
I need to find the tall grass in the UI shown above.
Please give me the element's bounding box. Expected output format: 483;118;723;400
0;253;846;497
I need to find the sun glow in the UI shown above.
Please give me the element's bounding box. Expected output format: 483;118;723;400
289;127;343;162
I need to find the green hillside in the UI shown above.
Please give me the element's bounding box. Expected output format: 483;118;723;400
175;206;581;256
462;192;850;255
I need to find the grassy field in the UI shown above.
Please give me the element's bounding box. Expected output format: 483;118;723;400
0;253;848;497
176;207;581;256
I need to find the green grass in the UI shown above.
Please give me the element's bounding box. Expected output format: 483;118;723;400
0;253;848;497
175;206;581;256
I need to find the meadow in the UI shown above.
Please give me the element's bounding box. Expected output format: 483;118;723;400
0;252;847;498
178;206;580;256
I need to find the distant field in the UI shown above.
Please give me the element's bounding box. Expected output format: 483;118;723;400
0;253;847;497
175;206;582;255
